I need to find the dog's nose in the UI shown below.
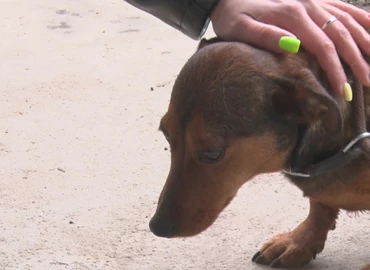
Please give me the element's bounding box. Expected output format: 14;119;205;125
149;214;176;238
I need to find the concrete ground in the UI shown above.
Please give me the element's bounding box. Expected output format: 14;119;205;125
0;1;369;269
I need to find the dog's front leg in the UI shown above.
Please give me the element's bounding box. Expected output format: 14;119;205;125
252;199;338;268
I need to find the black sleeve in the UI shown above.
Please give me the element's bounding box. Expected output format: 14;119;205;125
124;0;219;40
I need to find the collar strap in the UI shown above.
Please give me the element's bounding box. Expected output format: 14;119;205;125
282;132;370;178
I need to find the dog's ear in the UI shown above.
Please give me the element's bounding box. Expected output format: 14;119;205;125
271;68;343;133
197;37;224;50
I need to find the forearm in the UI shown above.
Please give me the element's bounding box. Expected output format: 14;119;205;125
124;0;219;40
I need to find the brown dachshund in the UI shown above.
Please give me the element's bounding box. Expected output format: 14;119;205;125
149;3;370;269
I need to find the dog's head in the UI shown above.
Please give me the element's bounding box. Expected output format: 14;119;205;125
149;38;344;238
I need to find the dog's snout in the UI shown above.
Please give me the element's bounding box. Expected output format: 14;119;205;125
149;214;176;238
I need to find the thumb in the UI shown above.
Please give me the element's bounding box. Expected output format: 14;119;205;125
217;15;301;54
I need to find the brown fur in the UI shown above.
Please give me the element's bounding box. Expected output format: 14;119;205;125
149;3;370;269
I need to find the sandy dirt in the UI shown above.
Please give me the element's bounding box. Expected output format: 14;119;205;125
0;1;369;269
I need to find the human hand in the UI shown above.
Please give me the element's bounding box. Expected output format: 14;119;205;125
210;0;370;99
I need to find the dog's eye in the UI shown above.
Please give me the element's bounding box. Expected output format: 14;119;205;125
199;149;224;163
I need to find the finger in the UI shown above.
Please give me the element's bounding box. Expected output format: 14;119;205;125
323;3;370;56
323;0;370;27
229;15;298;54
277;13;347;96
309;8;370;88
249;2;348;96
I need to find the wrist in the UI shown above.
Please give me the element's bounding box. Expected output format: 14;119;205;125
194;0;221;39
209;0;222;21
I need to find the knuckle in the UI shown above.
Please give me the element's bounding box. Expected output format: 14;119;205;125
348;60;360;69
320;39;336;54
339;12;352;24
362;33;370;46
348;56;367;71
336;26;352;41
281;2;305;15
256;25;272;40
299;0;314;5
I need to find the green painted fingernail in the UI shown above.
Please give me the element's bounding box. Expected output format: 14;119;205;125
279;36;301;53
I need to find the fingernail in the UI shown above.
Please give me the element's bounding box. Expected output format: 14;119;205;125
279;36;301;53
344;82;352;102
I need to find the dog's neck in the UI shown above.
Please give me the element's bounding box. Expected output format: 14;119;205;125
284;52;370;178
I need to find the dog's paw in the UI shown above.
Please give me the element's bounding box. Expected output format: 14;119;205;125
252;231;325;268
361;264;370;270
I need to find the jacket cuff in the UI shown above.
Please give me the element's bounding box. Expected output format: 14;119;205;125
125;0;219;40
180;0;220;40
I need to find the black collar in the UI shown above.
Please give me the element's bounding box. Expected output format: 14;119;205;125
282;132;370;178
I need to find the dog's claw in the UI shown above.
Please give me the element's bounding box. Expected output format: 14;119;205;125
313;253;317;260
270;258;281;268
330;222;336;231
255;255;265;264
251;251;261;262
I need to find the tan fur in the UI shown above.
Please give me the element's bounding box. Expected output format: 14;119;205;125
254;200;338;267
149;3;370;269
310;169;370;211
155;110;288;237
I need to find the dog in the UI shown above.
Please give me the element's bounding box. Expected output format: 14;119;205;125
148;3;370;269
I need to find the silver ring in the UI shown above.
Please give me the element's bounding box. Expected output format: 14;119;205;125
321;16;338;30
